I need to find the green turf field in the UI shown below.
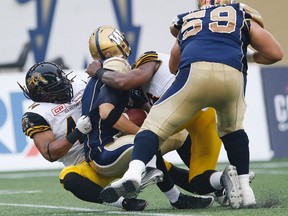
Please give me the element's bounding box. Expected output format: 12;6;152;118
0;160;287;216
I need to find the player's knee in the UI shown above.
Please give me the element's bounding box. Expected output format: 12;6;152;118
190;170;216;195
60;172;79;191
135;130;159;152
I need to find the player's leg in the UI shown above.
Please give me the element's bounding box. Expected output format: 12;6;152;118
214;64;256;208
59;162;147;211
60;163;105;203
163;109;222;195
89;135;135;177
100;66;214;205
184;108;222;180
154;151;214;209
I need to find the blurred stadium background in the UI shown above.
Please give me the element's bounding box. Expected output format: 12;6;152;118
0;1;287;214
0;0;287;171
0;0;287;215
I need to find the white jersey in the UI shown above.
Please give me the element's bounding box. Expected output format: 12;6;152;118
141;53;175;102
22;79;86;166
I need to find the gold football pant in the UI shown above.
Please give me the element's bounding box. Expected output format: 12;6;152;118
164;108;222;180
59;161;118;188
142;62;246;179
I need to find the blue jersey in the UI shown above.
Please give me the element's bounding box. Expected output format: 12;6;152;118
82;77;129;162
171;3;263;73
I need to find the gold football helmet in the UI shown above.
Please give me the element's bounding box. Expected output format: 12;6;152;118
198;0;235;9
89;25;131;60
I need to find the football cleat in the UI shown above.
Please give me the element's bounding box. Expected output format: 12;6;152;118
213;170;256;207
249;171;256;183
213;188;229;207
100;179;140;203
241;186;256;207
220;165;242;209
122;198;148;211
100;168;163;203
140;167;164;191
170;193;214;209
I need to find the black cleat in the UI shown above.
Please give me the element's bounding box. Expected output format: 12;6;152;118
170;193;214;209
122;198;148;211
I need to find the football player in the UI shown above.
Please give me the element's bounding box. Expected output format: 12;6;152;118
98;0;283;209
18;61;148;211
87;50;234;206
83;25;214;209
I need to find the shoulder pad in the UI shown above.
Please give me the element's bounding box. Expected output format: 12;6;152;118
22;112;51;138
132;51;160;69
241;3;264;28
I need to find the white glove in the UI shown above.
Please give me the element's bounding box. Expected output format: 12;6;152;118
76;116;92;134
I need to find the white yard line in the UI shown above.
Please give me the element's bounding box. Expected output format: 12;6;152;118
0;202;209;216
0;190;41;194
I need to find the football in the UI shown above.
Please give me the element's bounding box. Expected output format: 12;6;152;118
123;108;147;127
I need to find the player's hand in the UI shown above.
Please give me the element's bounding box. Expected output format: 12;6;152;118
86;60;102;77
76;116;92;134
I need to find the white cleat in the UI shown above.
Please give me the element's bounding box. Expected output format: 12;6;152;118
220;165;242;209
140;167;164;191
241;186;256;207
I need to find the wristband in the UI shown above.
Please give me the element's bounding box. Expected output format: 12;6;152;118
66;128;83;145
96;68;107;80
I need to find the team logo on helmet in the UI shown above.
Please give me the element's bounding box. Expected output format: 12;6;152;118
27;72;48;87
89;25;131;60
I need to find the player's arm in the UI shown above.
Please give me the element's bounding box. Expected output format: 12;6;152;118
32;130;73;162
86;51;161;90
97;86;140;134
99;103;140;134
87;61;157;91
23;112;91;162
249;21;283;64
169;39;181;74
103;62;157;90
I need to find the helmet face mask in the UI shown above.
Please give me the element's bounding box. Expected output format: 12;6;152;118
198;0;234;8
89;25;131;60
19;62;73;104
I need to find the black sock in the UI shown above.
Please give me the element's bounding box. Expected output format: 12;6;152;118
221;129;250;175
176;135;192;167
189;170;217;194
168;164;191;192
155;151;175;192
